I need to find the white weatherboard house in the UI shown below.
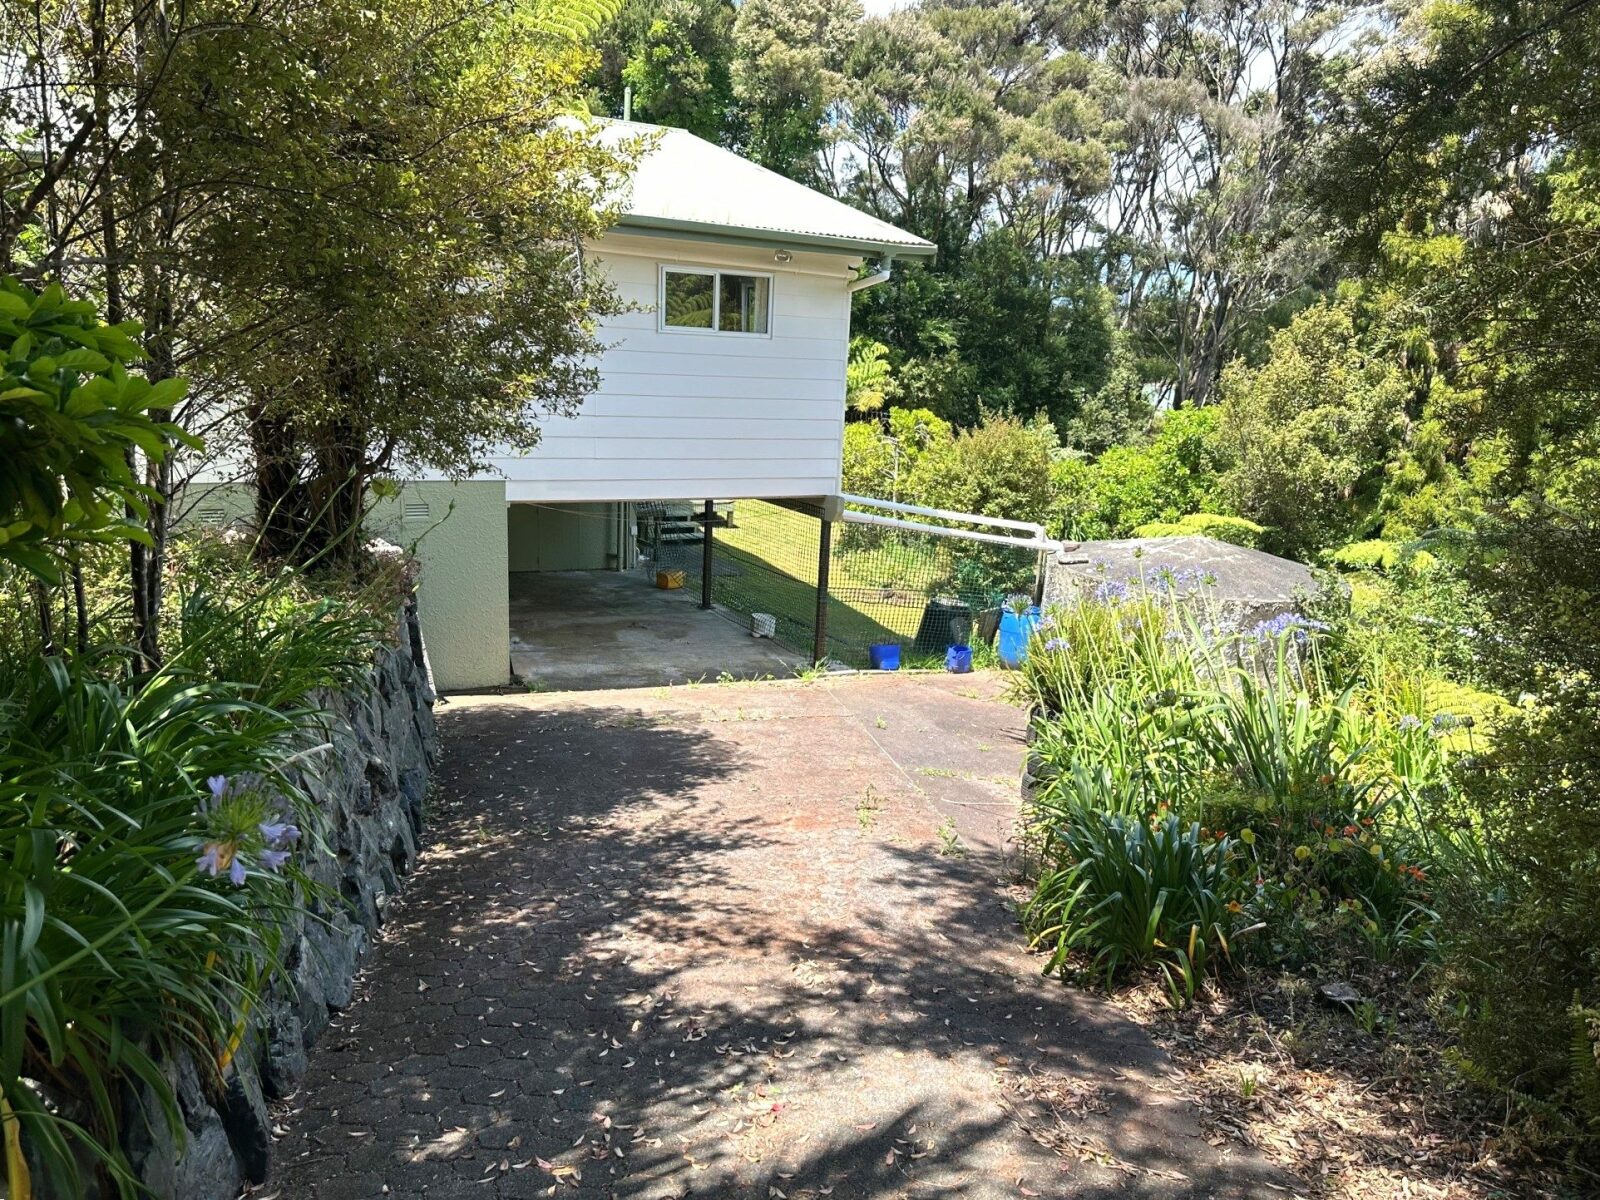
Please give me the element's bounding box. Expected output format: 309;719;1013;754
382;121;935;689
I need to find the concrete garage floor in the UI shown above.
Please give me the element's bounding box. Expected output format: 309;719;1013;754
509;569;801;691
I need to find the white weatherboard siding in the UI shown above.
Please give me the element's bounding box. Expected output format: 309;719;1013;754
492;233;853;503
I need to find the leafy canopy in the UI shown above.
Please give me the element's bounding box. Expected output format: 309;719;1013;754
0;279;191;582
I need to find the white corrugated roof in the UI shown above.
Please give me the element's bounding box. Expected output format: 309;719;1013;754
591;119;935;259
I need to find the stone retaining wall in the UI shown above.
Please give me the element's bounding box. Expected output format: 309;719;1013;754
121;599;439;1199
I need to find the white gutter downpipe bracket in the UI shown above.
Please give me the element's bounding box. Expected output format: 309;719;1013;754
848;257;893;293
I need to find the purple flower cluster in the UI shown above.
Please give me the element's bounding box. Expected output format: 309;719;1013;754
1092;579;1131;604
1043;637;1069;652
196;774;301;886
1397;714;1423;732
1248;613;1331;643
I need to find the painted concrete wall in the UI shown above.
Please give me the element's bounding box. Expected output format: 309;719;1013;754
367;482;509;691
489;231;854;503
179;480;510;693
507;503;620;572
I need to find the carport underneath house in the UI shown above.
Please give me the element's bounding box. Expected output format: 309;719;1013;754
367;481;847;693
370;481;1061;694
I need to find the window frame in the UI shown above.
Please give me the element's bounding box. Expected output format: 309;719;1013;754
657;264;774;338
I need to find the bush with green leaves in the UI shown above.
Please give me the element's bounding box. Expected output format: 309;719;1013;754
903;412;1058;527
1216;300;1407;560
1019;581;1455;999
1134;512;1266;548
1025;787;1246;1007
0;654;318;1197
1051;407;1228;540
0;278;190;582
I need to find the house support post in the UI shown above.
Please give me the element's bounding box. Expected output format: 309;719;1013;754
813;517;832;665
700;500;714;611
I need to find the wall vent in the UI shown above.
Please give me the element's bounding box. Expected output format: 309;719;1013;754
402;500;431;522
197;507;226;527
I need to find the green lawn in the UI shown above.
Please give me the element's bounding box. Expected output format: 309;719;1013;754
706;501;1005;665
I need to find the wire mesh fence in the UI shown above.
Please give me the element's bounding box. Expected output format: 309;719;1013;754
641;499;1044;667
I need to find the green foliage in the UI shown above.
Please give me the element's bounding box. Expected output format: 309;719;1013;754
1026;801;1243;1001
845;336;896;415
1134;513;1266;549
1422;512;1600;1151
590;0;738;140
1019;580;1453;1000
0;654;316;1197
905;413;1058;528
1217;302;1407;560
1051;408;1228;540
730;0;857;181
0;279;191;582
166;537;396;713
840;407;950;500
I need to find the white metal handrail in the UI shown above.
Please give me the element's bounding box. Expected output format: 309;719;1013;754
838;506;1058;551
836;491;1048;539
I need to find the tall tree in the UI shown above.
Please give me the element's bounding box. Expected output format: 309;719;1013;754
731;0;860;182
1094;0;1348;408
589;0;739;141
2;0;631;589
1319;0;1600;1123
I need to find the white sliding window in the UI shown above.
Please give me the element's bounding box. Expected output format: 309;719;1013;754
661;266;771;336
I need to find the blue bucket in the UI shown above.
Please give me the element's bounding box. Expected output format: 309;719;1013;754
997;607;1041;669
868;643;901;671
944;644;973;674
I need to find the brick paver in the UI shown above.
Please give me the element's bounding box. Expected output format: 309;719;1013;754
267;674;1285;1199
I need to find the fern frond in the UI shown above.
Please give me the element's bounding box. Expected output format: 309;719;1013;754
1568;994;1600;1129
530;0;622;44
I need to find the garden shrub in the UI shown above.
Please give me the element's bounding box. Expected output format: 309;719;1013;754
0;278;191;582
1216;300;1407;560
1133;512;1266;548
1051;407;1228;540
0;653;317;1196
904;411;1058;527
1025;787;1245;1006
1020;579;1456;1002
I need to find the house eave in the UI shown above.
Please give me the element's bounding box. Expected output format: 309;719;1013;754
612;214;938;260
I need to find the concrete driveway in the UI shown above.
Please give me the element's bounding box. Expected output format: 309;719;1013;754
268;673;1285;1199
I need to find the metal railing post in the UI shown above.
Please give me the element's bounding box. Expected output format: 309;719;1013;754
700;500;714;610
813;517;832;665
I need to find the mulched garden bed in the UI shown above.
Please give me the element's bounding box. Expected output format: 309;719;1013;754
1105;971;1574;1199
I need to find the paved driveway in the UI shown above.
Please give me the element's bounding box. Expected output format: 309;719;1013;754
268;674;1284;1199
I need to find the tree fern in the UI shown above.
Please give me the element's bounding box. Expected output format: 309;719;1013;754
530;0;622;44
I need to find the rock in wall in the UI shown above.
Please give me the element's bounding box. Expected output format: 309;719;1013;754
119;598;439;1200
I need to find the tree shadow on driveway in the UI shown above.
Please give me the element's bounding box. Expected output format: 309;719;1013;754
268;685;1291;1200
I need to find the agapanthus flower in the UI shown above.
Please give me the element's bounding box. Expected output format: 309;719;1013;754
1248;613;1330;643
1397;714;1423;732
1092;579;1130;604
196;842;230;877
258;848;291;872
1044;637;1068;652
194;774;299;887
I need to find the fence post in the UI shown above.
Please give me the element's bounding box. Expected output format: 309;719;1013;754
700;500;714;610
813;516;832;665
